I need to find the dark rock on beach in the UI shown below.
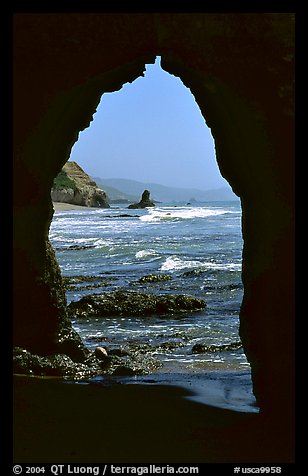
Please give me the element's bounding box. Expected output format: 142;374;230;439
192;342;243;354
64;275;117;284
108;347;132;357
102;214;140;219
94;346;108;359
131;274;173;285
128;189;155;209
13;343;162;378
112;366;137;376
67;290;206;318
63;274;118;291
13;347;101;379
93;348;161;375
181;269;207;278
67;244;96;251
57;325;91;363
126;341;185;354
55;244;97;251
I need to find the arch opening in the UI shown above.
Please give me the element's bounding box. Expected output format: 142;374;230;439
48;57;255;412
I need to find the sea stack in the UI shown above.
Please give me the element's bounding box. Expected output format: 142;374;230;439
128;190;155;209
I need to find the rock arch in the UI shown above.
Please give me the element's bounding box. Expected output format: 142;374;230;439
13;13;294;429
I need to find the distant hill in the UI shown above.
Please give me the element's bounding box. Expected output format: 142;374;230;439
94;178;138;203
93;177;239;203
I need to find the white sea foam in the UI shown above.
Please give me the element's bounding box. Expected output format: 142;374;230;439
73;237;99;244
160;256;241;272
135;249;159;259
139;206;231;223
160;256;204;271
50;234;114;248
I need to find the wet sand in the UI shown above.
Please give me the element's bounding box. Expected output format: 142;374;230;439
53;202;92;211
13;376;294;464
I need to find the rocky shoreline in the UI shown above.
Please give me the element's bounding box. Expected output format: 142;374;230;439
12;270;248;379
13;345;162;379
13;283;208;378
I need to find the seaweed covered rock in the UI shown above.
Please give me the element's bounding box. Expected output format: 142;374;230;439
192;342;243;354
63;274;118;292
133;274;172;285
98;353;162;376
67;290;206;318
13;345;162;378
13;347;101;379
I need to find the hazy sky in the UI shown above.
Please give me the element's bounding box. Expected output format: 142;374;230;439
69;57;230;191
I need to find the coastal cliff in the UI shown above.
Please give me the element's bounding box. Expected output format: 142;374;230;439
51;161;110;208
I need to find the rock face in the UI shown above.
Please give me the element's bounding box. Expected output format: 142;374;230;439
128;189;155;209
51;161;110;208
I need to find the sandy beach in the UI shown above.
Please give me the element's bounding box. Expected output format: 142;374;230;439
13;376;294;464
53;202;93;211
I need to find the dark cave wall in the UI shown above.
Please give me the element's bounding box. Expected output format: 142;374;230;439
13;13;294;417
160;56;294;415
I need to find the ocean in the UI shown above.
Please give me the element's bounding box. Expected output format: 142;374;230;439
49;201;258;412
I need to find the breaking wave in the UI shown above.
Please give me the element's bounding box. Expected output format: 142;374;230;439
160;256;241;272
139;206;233;223
135;249;160;259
